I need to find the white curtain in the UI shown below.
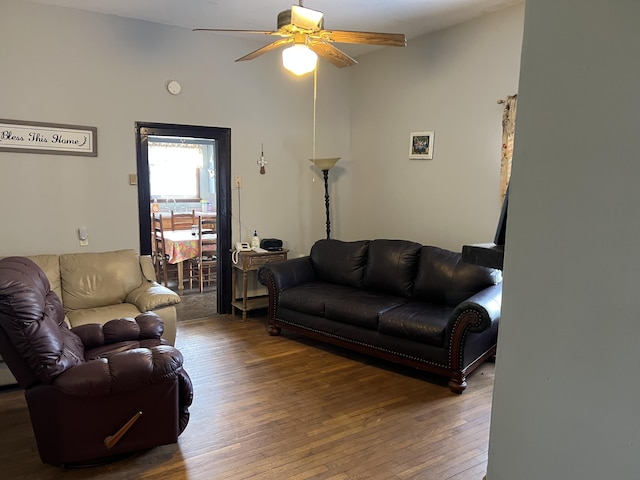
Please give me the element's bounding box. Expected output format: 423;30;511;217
500;94;517;202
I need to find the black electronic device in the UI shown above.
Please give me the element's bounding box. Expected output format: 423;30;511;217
260;238;283;251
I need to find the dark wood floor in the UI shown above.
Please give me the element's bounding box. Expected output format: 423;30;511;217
0;315;494;479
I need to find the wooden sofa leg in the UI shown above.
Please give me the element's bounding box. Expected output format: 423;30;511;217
267;324;281;336
448;378;467;394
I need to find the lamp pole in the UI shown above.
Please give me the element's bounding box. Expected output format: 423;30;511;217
322;169;331;239
309;157;340;240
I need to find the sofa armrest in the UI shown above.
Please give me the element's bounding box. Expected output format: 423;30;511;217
448;283;502;335
125;282;181;312
258;256;316;292
53;344;185;397
71;312;165;350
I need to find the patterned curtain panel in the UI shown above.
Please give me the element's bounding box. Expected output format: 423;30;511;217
500;94;517;202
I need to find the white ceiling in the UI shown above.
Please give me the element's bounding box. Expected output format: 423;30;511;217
20;0;523;56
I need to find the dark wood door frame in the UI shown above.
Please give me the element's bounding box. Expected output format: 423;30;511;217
135;122;232;314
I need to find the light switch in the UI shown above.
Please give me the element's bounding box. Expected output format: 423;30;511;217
78;227;88;247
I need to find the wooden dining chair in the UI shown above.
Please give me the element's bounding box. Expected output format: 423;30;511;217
171;210;195;231
152;213;170;286
189;216;217;292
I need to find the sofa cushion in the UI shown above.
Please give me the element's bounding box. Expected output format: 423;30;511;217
412;246;501;306
362;240;422;297
60;250;144;311
324;290;408;329
310;239;369;288
379;301;453;348
279;282;357;317
65;303;145;328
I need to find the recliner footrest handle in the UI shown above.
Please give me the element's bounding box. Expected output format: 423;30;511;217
104;411;143;449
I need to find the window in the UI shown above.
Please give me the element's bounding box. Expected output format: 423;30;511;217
148;136;216;201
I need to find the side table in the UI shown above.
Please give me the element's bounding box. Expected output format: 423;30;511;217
231;249;288;320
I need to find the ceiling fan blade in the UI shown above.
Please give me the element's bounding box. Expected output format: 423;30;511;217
308;42;357;68
235;38;293;62
321;30;406;47
290;5;324;31
193;28;283;37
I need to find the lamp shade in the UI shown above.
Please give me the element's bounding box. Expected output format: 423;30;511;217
282;44;318;76
310;157;341;170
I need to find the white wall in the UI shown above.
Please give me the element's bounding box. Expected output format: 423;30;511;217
0;0;350;257
349;4;524;250
1;1;526;259
487;1;640;478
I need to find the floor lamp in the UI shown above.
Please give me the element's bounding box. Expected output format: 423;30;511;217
310;157;340;239
308;64;341;239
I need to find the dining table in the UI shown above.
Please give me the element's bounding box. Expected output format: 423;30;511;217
161;229;217;292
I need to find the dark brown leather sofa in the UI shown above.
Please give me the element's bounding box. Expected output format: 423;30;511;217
0;256;193;466
258;239;502;393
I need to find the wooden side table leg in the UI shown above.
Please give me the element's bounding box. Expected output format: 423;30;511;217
231;267;237;316
242;270;249;321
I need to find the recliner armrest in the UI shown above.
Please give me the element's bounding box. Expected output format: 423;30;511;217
125;282;181;312
53;345;185;397
258;256;316;292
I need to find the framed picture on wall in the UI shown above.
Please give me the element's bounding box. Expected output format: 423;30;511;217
409;131;434;159
0;118;97;157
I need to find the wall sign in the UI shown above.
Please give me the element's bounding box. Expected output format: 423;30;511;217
0;119;97;157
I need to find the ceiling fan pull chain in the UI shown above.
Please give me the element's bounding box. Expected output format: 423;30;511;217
312;64;317;175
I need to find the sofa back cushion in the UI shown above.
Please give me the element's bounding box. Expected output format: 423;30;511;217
412;246;501;305
362;240;422;297
60;249;144;311
310;239;369;288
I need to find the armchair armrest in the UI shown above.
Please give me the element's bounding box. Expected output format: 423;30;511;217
258;256;316;292
125;282;180;312
72;312;165;350
53;345;185;397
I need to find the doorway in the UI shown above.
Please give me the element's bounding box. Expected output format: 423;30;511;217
135;122;232;314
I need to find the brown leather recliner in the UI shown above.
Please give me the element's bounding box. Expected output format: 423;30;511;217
0;256;193;467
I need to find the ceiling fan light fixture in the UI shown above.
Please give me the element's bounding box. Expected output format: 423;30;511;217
282;44;318;76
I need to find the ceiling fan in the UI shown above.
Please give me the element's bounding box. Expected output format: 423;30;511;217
194;2;406;75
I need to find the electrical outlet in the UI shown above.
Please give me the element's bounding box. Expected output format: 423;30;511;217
234;176;242;188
